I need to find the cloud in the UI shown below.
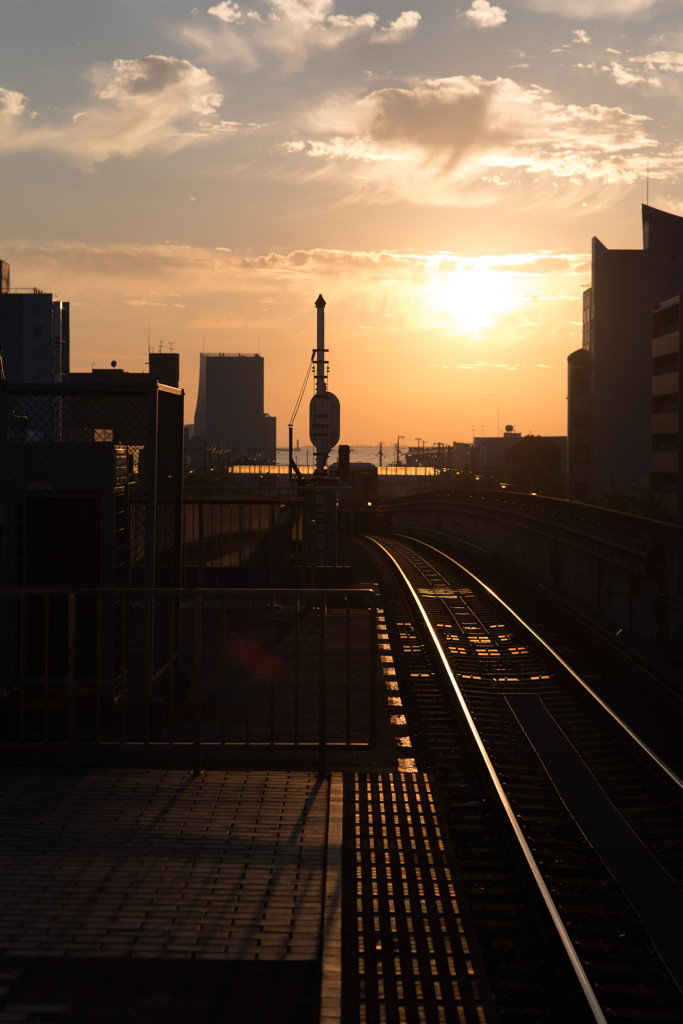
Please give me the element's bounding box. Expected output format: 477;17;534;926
208;1;243;21
0;87;26;129
0;56;266;168
520;0;663;17
285;75;667;209
631;50;683;72
605;61;658;88
460;1;507;29
458;360;522;370
208;0;263;22
373;11;422;43
603;51;683;93
573;29;590;44
182;1;420;70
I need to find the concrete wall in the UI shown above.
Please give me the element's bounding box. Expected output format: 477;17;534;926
382;492;683;642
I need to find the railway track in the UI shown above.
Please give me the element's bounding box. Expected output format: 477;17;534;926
360;532;683;1023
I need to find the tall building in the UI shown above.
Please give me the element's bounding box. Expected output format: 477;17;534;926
0;259;69;384
567;205;683;503
651;295;681;518
192;352;276;463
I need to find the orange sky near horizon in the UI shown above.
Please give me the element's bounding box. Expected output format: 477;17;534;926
2;0;682;447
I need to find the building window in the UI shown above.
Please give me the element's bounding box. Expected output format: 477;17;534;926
572;369;589;394
653;303;680;338
653;352;679;376
651;472;678;494
652;433;678;453
574;446;589;465
652;393;679;415
573;409;590;428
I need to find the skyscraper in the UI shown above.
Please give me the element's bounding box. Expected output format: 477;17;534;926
567;205;683;503
0;259;69;385
193;352;276;463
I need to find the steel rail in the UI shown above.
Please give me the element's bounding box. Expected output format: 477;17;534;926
396;533;683;794
368;534;609;1024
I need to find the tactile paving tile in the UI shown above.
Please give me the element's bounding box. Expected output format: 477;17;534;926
353;772;493;1024
0;769;334;962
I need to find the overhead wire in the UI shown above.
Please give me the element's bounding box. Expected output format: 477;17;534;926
289;359;312;426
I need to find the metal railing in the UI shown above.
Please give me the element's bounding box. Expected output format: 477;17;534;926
0;586;378;774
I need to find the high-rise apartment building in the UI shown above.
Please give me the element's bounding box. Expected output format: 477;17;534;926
0;259;69;384
651;296;681;518
567;205;683;504
192;352;276;463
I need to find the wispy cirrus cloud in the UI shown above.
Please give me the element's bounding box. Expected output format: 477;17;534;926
180;1;421;70
0;56;264;168
284;74;668;209
521;0;664;16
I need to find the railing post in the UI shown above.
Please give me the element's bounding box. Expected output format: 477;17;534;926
19;595;25;744
68;594;76;769
143;595;152;745
318;593;327;778
43;596;50;744
369;593;377;748
96;595;102;744
193;593;202;773
197;503;204;588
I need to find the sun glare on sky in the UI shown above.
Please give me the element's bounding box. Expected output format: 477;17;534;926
2;0;681;441
426;266;527;334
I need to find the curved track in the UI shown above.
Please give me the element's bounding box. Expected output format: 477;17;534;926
363;532;683;1023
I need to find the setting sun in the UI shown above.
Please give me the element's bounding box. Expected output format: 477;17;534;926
425;266;527;333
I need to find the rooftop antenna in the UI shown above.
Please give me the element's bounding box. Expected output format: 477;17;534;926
148;322;151;353
646;159;649;206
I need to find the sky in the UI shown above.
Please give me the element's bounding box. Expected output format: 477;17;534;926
2;0;683;448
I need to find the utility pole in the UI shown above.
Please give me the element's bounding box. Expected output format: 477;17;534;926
308;295;340;567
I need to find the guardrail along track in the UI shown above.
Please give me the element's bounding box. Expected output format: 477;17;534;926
364;533;683;1023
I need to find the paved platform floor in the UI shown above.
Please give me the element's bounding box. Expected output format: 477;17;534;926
0;763;495;1024
0;769;340;1024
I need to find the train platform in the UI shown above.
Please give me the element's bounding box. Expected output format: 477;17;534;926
0;766;495;1024
0;604;497;1024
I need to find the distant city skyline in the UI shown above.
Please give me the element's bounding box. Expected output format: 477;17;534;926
2;0;683;443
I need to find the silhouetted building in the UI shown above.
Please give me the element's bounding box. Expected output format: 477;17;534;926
567;205;683;502
651;296;682;519
0;259;69;385
472;430;521;478
473;429;566;492
1;376;184;591
0;373;184;695
404;441;470;470
191;353;276;465
149;351;180;388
